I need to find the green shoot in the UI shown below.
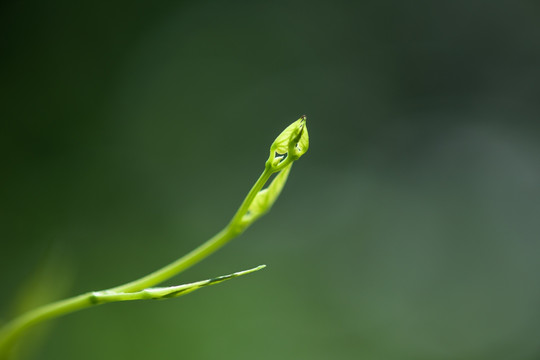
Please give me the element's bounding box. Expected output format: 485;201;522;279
0;116;309;358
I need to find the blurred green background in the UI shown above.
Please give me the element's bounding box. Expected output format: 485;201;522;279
1;1;540;359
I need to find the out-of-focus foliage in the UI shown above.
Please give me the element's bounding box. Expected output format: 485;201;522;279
1;1;539;359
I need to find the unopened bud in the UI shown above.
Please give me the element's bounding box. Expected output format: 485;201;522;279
267;115;309;171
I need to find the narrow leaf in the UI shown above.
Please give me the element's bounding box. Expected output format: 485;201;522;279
92;265;266;303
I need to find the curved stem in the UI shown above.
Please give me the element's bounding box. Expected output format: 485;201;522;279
0;293;95;356
110;166;272;293
0;166;274;355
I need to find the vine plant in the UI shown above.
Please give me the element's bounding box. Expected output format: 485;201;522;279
0;116;309;358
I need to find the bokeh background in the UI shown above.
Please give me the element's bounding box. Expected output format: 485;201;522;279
1;1;540;359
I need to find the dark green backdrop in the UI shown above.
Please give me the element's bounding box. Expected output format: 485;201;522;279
1;1;539;359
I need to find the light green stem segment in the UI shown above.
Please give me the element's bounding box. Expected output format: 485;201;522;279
0;167;273;355
111;167;273;293
0;293;93;357
0;265;266;355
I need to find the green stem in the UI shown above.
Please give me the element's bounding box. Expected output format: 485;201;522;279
111;166;273;293
0;166;274;355
0;293;94;356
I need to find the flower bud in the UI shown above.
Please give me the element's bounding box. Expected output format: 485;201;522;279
268;115;309;171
